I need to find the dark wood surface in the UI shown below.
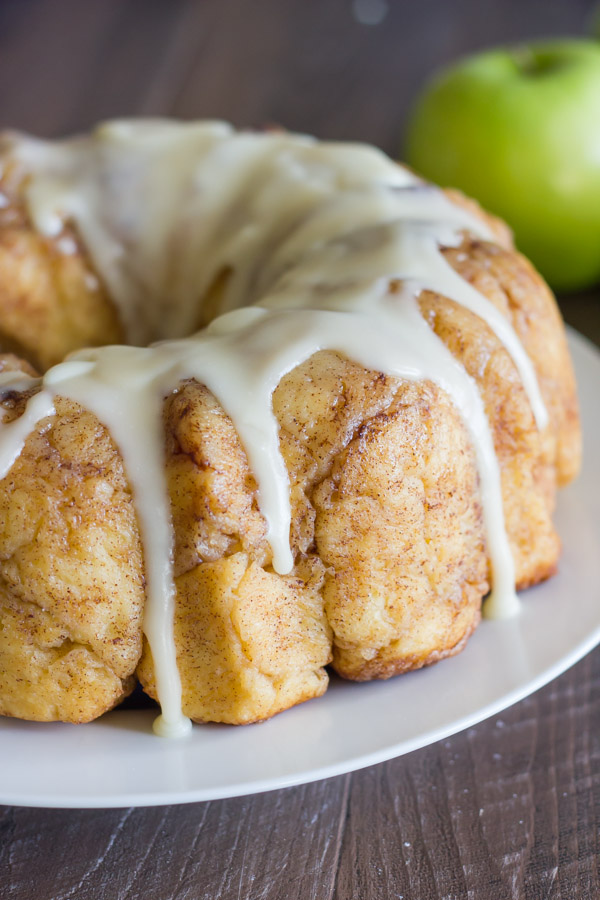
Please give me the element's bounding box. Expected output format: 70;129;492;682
1;2;599;898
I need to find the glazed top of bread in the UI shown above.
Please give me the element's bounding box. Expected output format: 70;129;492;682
0;120;550;734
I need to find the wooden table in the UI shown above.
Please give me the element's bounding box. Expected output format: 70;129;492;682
1;2;599;897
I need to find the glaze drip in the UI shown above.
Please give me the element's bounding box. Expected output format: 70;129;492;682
0;122;548;735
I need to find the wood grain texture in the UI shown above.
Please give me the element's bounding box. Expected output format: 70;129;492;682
2;651;599;899
0;1;599;898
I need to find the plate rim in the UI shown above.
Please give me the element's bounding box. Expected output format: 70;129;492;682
1;327;598;809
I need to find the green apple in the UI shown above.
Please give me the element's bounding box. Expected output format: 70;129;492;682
405;39;600;291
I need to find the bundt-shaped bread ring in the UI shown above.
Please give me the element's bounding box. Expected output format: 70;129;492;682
0;121;580;731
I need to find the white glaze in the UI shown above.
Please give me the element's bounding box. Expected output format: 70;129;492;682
0;121;546;733
0;389;53;467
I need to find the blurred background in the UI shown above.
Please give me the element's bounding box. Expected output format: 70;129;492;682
0;0;596;146
2;7;599;898
0;0;599;332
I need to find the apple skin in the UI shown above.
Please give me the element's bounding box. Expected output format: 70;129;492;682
405;39;600;292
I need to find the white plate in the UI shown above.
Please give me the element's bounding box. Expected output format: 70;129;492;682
1;330;598;809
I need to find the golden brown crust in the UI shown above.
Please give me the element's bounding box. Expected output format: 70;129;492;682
306;369;487;681
0;174;582;722
443;190;581;487
139;554;331;725
419;286;559;589
0;590;136;723
0;164;122;371
138;355;487;698
136;381;333;724
443;237;580;486
0;389;145;722
339;607;481;682
443;188;514;249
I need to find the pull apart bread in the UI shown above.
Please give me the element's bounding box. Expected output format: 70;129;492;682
0;121;580;734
